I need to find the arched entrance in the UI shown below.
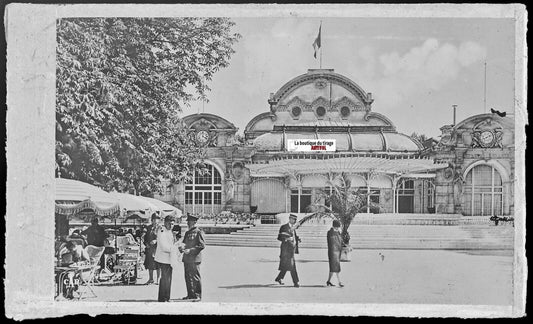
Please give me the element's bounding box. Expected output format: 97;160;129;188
184;164;223;215
463;164;504;216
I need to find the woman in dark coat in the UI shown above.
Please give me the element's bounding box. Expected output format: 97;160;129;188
326;219;344;287
143;214;160;285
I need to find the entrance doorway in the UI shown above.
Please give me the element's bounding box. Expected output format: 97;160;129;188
398;196;414;213
463;164;504;216
397;179;415;213
290;188;312;213
184;164;223;215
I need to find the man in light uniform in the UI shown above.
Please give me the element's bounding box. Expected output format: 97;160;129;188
154;215;176;302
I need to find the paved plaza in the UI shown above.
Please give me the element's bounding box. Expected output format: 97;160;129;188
86;246;513;305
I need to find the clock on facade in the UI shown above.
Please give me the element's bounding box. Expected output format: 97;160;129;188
196;130;210;144
480;130;495;147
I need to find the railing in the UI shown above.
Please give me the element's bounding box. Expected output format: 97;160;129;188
183;204;224;215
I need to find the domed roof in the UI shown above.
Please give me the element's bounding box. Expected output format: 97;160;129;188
253;133;283;151
383;133;421;151
253;131;421;152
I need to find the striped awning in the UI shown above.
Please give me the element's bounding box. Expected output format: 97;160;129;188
248;156;448;177
55;178;120;218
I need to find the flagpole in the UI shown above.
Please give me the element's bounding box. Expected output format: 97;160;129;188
483;61;487;113
320;20;323;69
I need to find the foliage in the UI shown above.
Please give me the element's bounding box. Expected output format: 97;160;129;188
56;18;241;194
410;132;429;145
297;173;379;246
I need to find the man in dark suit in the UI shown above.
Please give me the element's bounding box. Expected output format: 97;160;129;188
81;218;108;247
274;214;301;287
179;214;205;301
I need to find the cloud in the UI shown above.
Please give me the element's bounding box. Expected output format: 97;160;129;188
238;19;319;97
364;38;487;107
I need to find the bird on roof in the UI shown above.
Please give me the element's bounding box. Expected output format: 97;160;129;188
490;108;507;117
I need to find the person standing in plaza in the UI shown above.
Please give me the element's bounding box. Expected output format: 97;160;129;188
326;219;344;287
81;218;108;269
143;214;160;285
81;218;107;247
154;215;176;302
274;213;301;287
179;214;205;302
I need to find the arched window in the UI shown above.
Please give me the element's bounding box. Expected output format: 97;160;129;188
464;164;503;216
184;164;223;215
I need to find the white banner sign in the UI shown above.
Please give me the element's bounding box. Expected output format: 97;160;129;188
287;139;336;152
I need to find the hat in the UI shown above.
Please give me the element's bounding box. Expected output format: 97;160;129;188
289;214;298;220
164;215;174;222
187;214;199;222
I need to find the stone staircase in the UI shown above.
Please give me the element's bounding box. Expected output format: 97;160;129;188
203;223;514;250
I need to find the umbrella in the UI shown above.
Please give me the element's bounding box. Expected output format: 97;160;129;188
55;178;120;218
110;192;159;218
139;196;182;218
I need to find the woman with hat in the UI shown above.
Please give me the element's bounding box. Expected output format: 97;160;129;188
143;214;160;285
326;219;344;287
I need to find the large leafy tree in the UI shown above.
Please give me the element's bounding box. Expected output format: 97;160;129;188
297;173;378;247
56;18;240;195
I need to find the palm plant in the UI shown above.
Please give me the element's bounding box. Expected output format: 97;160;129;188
297;172;379;247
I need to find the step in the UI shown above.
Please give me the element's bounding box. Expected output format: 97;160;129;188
201;223;513;250
203;241;512;250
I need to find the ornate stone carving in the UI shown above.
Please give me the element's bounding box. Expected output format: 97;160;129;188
367;168;378;181
191;130;217;147
283;176;291;188
471;118;504;148
191;117;217;129
443;167;454;181
471;129;503;148
435;125;457;151
314;78;328;89
231;161;245;181
311;97;330;115
332;96;367;113
276;96;310;113
225;178;235;202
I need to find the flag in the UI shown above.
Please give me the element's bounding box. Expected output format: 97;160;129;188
312;24;321;58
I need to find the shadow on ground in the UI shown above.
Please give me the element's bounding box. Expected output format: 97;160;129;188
256;259;328;263
118;299;198;302
219;283;327;289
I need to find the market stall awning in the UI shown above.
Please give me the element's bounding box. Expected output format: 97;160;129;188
248;155;448;177
55;178;120;217
139;196;183;218
110;192;159;218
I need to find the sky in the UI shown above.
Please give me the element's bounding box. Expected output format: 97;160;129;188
184;17;515;139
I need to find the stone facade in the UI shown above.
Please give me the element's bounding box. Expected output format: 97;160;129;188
155;70;514;218
430;114;514;216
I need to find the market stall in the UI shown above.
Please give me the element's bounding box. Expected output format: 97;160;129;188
55;178;122;298
107;192;160;284
139;195;183;219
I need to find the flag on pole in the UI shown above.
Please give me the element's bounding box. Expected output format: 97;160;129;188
312;24;321;59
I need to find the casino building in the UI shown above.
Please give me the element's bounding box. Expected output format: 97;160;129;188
155;69;515;218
